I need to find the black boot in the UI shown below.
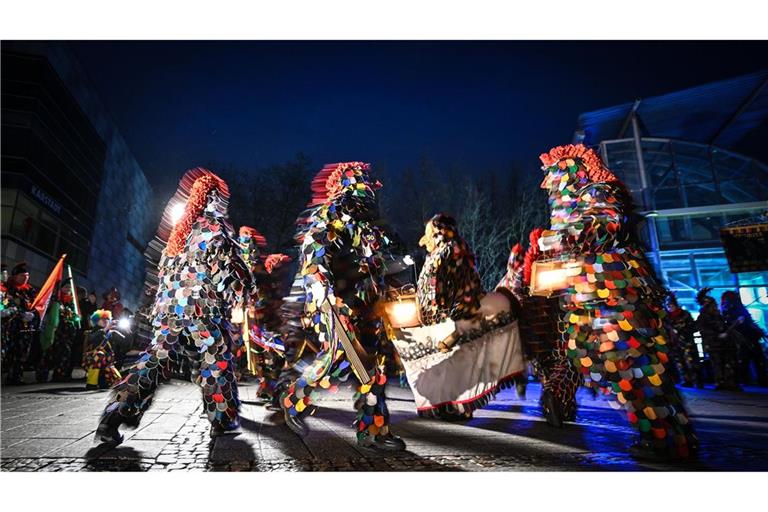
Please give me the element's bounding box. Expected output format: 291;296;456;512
95;405;126;445
358;432;406;452
541;389;564;428
283;406;309;437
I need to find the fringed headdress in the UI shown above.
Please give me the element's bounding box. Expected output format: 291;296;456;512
158;168;230;257
307;161;376;207
539;144;618;184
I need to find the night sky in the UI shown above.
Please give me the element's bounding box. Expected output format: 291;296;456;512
71;41;768;195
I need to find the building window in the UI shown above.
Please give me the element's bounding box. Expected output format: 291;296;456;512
1;187;90;273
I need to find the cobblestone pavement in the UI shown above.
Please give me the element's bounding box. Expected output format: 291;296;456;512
2;379;767;471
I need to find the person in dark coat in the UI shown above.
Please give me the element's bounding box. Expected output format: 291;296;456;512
664;293;703;388
721;290;767;386
696;288;740;391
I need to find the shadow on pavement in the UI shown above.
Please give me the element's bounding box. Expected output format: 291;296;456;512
84;444;147;471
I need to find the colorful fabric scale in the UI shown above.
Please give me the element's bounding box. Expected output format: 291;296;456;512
537;144;697;458
498;232;581;422
104;169;253;430
237;226;291;402
281;162;394;441
417;215;484;325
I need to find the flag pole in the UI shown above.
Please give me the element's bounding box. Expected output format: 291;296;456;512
31;253;67;324
67;264;81;329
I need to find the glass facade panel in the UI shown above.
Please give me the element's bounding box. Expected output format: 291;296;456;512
603;138;768;331
2;188;89;273
604;139;768;210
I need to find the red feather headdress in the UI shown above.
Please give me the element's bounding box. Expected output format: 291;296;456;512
161;168;230;257
539;144;617;184
307;161;372;207
523;227;545;286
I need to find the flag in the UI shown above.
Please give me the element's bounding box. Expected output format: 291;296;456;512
31;254;66;322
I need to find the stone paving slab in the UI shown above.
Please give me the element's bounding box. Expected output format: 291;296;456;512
2;378;768;471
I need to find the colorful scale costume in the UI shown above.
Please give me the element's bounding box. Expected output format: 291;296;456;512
96;169;254;444
233;225;268;379
537;144;697;459
83;309;122;389
280;162;405;451
417;214;484;325
1;263;39;385
237;225;292;402
499;229;581;426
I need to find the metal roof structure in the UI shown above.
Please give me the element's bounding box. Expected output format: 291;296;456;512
576;70;768;157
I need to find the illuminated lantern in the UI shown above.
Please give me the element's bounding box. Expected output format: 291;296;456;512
530;259;582;297
382;292;422;328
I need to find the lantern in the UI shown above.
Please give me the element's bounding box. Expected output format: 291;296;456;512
382;292;422;328
530;259;582;297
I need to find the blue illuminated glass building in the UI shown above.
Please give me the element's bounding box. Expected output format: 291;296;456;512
575;71;768;330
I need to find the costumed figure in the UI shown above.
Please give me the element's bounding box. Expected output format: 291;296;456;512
0;264;8;363
536;144;697;460
663;293;703;388
95;168;254;445
101;287;125;319
280;161;406;452
39;282;81;382
498;229;582;427
696;288;740;390
388;215;525;419
721;290;767;386
415;214;484;419
1;262;40;385
82;309;123;389
236;225;293;403
250;252;292;403
417;214;484;327
231;225;268;380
